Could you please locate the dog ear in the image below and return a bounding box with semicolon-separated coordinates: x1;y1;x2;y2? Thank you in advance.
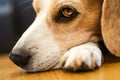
102;0;120;57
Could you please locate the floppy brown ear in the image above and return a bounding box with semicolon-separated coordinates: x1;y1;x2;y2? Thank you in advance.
102;0;120;57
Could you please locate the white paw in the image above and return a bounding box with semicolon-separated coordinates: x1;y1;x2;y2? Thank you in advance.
60;42;103;71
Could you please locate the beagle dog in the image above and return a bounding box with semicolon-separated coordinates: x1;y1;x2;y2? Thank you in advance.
9;0;120;72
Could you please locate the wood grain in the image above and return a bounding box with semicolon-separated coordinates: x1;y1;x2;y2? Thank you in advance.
0;54;120;80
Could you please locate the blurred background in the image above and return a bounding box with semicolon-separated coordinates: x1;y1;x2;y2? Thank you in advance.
0;0;35;53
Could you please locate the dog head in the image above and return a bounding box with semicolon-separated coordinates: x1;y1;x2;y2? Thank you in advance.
9;0;120;72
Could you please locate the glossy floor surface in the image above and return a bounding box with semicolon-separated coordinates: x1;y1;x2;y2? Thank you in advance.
0;53;120;80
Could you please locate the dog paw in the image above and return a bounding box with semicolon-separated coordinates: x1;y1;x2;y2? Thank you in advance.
60;42;103;71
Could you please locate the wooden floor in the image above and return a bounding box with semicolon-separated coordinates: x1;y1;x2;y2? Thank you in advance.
0;53;120;80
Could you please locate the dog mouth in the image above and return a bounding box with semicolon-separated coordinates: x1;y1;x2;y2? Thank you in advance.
20;52;62;72
23;59;60;73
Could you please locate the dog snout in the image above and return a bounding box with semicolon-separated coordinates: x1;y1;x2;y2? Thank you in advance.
9;52;31;68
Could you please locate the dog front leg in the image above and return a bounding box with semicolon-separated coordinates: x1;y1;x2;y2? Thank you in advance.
59;42;103;71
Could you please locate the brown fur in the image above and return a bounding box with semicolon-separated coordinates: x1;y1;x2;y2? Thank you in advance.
33;0;40;13
102;0;120;56
46;0;103;52
33;0;120;56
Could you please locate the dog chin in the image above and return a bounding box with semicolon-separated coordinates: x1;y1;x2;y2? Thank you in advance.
23;62;60;73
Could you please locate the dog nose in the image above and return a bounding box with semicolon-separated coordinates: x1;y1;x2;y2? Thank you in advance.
9;53;31;68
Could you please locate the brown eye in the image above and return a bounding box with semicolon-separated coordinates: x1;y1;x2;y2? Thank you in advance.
62;7;74;17
55;6;79;22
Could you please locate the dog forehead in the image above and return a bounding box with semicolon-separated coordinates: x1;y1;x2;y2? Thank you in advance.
39;0;52;9
39;0;81;7
57;0;80;3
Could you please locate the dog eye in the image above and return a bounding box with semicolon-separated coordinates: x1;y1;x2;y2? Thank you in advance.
62;7;74;17
55;6;79;22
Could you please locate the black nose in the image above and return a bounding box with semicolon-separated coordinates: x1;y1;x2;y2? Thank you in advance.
9;53;31;68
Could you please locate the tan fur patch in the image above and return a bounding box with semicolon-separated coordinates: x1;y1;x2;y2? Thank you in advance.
33;0;40;13
45;0;103;52
102;0;120;56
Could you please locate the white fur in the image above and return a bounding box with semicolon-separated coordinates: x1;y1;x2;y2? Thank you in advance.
60;42;103;71
12;0;62;72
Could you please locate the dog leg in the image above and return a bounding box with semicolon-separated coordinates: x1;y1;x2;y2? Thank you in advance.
60;42;103;71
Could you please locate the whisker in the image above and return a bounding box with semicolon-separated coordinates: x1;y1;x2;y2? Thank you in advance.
15;0;33;13
17;0;32;6
23;6;33;12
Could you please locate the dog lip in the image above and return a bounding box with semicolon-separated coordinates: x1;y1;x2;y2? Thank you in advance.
23;58;61;73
